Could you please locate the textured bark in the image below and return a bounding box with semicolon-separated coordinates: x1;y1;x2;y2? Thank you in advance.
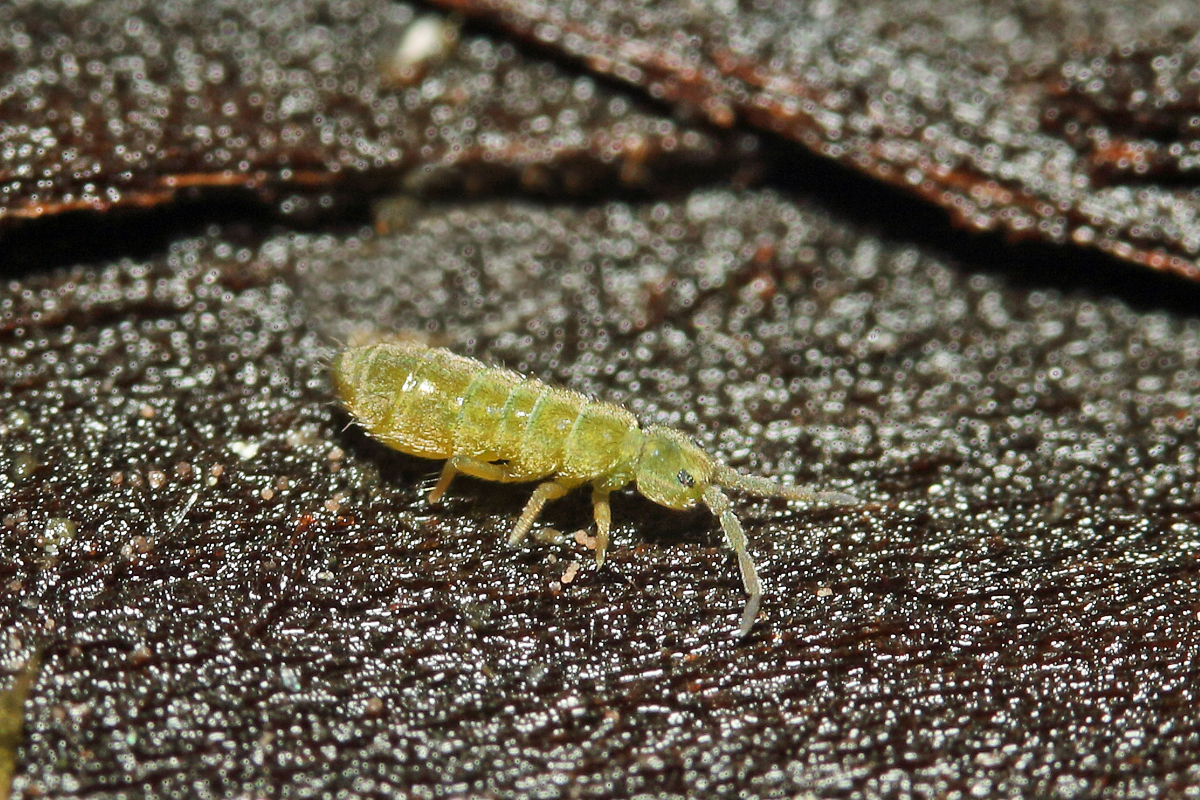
2;1;1199;798
3;191;1199;798
0;0;753;223
430;0;1200;281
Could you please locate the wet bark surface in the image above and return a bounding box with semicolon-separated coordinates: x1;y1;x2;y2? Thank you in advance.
430;0;1200;281
1;1;1200;799
0;0;753;223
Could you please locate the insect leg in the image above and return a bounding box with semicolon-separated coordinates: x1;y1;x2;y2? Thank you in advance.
428;456;514;504
508;481;572;546
702;485;762;638
428;462;458;504
591;488;611;567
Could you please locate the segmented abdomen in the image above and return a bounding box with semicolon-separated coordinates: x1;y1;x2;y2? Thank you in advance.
332;341;641;482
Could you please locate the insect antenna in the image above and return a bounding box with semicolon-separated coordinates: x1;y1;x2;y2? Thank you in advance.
712;465;858;507
701;485;762;638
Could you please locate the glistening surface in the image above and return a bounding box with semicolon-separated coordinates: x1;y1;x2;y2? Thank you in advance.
2;191;1199;797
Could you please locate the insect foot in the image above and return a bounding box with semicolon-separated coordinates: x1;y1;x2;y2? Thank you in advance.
332;340;859;639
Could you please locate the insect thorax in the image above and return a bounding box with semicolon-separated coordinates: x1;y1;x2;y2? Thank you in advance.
555;399;643;489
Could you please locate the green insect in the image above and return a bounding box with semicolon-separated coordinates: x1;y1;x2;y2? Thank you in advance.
332;340;857;636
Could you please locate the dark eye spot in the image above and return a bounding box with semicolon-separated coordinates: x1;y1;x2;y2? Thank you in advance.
677;470;695;487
